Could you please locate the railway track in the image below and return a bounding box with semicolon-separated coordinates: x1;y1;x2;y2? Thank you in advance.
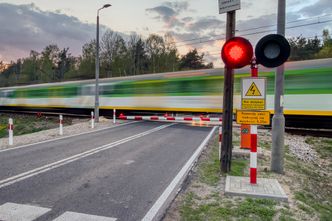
285;128;332;138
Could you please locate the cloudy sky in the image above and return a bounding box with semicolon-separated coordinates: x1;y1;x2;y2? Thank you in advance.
0;0;331;67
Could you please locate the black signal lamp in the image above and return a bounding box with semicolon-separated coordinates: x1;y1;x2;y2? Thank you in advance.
255;34;290;68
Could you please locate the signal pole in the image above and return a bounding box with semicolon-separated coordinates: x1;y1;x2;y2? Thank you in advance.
271;0;285;173
221;10;236;173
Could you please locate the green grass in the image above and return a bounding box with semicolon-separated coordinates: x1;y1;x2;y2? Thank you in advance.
198;136;249;185
305;136;332;159
295;191;332;220
279;209;296;221
229;159;247;176
198;138;220;186
180;195;277;221
176;129;332;221
0;113;74;139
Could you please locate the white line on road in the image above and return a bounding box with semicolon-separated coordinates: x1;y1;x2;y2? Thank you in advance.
0;121;138;153
0;123;175;189
142;126;217;221
0;202;51;221
53;211;117;221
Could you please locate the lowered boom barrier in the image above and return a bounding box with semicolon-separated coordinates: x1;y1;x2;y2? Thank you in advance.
118;114;222;123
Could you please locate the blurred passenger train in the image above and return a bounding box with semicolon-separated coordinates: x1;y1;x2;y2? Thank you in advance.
0;58;331;128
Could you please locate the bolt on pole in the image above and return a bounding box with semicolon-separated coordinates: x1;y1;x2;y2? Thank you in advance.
271;0;286;173
221;10;236;173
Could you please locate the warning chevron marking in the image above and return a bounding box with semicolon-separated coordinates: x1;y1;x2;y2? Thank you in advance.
245;82;262;96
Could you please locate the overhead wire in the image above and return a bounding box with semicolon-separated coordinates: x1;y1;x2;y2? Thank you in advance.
177;19;332;47
174;13;332;45
174;15;332;47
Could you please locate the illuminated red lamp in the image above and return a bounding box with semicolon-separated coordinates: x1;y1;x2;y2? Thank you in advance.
221;37;253;69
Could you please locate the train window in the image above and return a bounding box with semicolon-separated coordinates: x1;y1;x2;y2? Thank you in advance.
132;80;166;96
0;90;13;98
81;85;95;96
165;77;220;96
100;84;114;96
113;82;134;96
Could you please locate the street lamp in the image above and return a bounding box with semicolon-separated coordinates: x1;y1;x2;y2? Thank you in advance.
95;3;111;123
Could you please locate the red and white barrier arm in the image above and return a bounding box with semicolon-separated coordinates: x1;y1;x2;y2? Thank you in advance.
250;125;258;184
8;118;14;146
118;115;222;122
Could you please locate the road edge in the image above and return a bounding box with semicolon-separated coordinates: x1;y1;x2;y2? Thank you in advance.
142;126;217;221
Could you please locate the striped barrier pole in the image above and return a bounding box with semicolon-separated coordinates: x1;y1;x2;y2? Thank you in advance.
219;126;222;161
250;125;258;184
118;115;223;122
59;115;63;135
91;111;95;129
113;109;116;124
8;118;13;146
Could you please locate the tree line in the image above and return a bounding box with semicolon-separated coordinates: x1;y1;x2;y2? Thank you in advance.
0;32;213;87
1;29;331;88
288;29;332;61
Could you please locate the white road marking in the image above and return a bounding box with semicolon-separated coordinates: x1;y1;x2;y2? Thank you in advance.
0;202;51;221
123;160;135;165
0;121;138;153
0;123;175;189
53;211;117;221
142;126;217;221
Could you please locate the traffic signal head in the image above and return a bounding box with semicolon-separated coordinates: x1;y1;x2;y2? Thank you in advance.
255;34;290;68
221;37;253;69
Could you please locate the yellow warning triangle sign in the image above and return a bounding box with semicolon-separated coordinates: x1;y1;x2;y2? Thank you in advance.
245;82;262;96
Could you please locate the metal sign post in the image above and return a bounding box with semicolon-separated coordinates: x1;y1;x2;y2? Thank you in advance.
220;10;236;173
219;0;241;173
271;0;286;174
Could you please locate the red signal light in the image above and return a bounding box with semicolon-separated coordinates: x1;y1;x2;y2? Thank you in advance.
221;37;253;69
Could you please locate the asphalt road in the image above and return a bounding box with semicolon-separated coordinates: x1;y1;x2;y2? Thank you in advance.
0;121;214;221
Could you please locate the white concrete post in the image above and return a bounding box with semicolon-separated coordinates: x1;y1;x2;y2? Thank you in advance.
219;126;222;161
113;109;116;124
59;115;63;135
8;118;13;146
91;111;95;129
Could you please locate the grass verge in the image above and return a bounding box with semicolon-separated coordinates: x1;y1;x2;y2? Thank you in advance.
0;113;77;138
163;129;332;221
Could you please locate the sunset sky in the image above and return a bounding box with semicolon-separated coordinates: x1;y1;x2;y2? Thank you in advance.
0;0;331;67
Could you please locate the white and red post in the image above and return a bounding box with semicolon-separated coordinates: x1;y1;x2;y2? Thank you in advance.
250;125;258;184
8;118;14;145
91;111;95;129
249;58;258;184
219;126;222;161
113;109;116;124
59;115;63;135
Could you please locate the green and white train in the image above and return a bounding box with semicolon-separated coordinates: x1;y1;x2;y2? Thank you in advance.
1;58;331;128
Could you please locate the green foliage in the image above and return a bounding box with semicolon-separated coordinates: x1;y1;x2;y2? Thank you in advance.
180;49;213;70
0;31;214;87
289;29;332;61
289;36;321;61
